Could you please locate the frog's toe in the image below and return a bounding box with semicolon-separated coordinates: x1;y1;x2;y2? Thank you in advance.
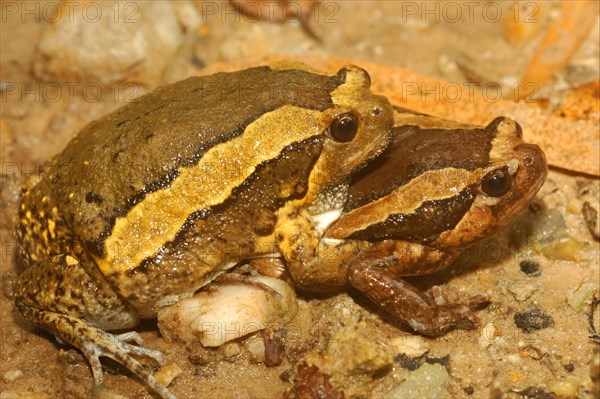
427;289;490;331
446;306;480;330
79;328;174;399
115;331;145;344
20;307;176;399
112;331;167;365
466;293;491;309
81;340;106;386
435;303;484;332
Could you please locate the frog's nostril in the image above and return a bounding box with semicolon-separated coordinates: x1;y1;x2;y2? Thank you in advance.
514;122;523;138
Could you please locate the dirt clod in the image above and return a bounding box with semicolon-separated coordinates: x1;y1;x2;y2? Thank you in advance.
283;362;344;399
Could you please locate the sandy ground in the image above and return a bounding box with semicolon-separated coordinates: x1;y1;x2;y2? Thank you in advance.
1;1;599;398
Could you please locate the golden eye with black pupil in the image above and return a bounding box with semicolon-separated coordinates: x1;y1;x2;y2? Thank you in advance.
330;112;359;142
481;167;511;197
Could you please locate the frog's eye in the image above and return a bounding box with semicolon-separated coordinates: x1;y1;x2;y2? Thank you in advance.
481;166;511;197
330;112;359;142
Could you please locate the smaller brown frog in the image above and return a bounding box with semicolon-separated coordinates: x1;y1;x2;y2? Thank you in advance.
322;111;547;334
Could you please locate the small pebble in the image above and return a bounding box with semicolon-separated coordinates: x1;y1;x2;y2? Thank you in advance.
514;208;596;262
563;363;575;372
385;363;449;399
463;385;475;395
262;329;286;367
2;271;17;299
282;362;343;399
223;342;242;359
93;386;128;399
389;335;427;357
304;326;393;378
514;307;555;332
507;280;539;302
394;353;421;371
542;235;594;262
519;260;541;276
0;392;51;399
550;376;581;398
566;280;598;313
245;336;266;363
1;369;23;383
154;363;182;387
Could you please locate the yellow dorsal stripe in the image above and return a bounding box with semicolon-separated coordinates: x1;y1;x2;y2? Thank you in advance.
332;168;478;236
98;105;323;274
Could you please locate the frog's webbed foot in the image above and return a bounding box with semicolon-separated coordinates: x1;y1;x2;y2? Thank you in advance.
427;287;491;333
20;307;176;399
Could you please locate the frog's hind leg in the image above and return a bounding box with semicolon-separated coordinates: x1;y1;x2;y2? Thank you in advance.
19;306;175;399
14;255;176;399
347;241;490;336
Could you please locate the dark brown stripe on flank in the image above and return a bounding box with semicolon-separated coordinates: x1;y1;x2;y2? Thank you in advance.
348;186;477;243
130;136;323;274
68;66;340;256
346;124;494;211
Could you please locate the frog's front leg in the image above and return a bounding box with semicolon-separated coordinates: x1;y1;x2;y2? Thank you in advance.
347;241;489;336
275;205;367;292
14;255;175;399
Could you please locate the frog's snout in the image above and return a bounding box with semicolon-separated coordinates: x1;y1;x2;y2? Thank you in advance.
514;142;548;198
372;94;394;132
